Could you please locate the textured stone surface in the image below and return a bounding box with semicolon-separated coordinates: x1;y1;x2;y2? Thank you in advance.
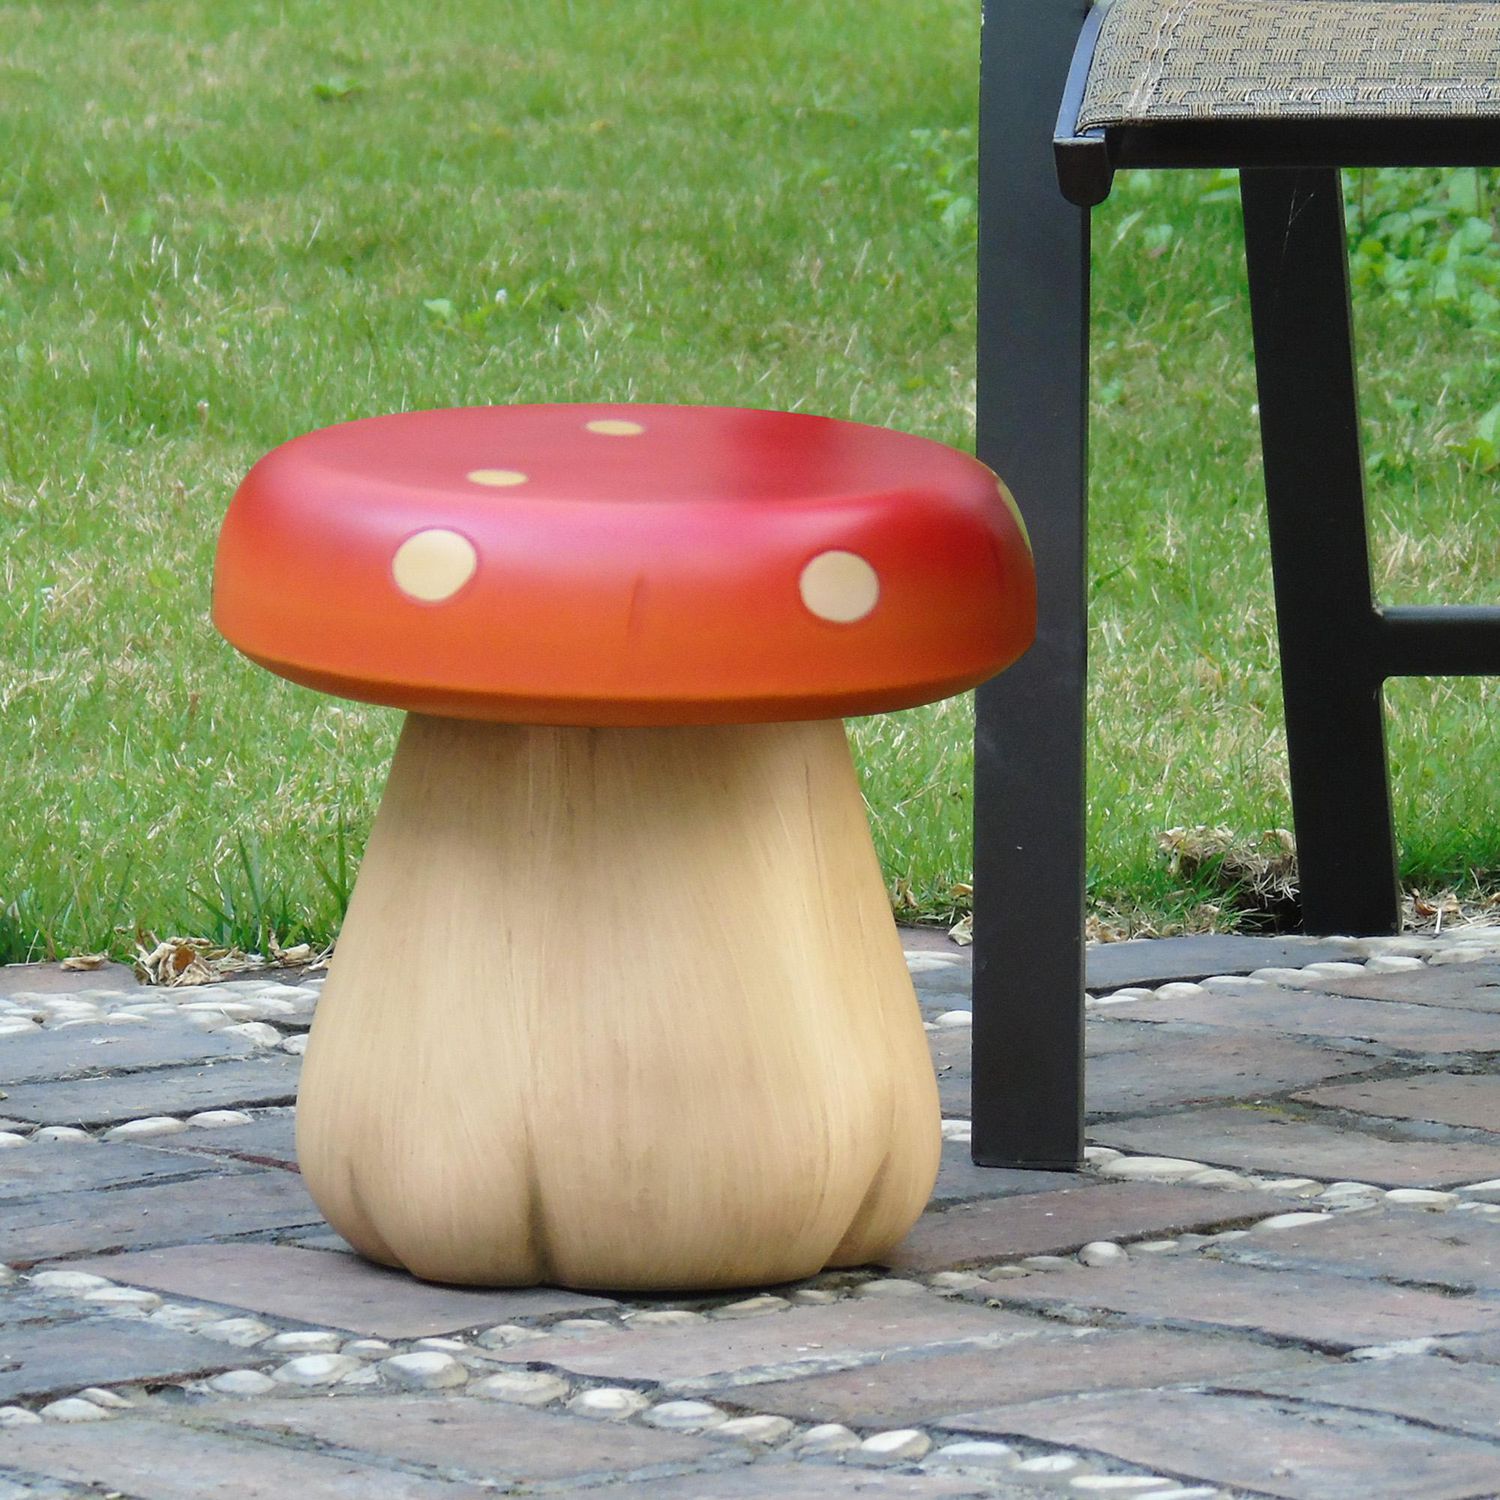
743;1325;1318;1426
933;1028;1156;1118
930;1030;975;1117
884;1183;1288;1272
1080;1019;1163;1058
1439;1328;1500;1365
715;1413;794;1444
0;1024;254;1085
980;1257;1500;1349
208;1369;278;1396
855;1428;933;1462
152;1111;298;1167
641;1397;726;1430
1224;1356;1500;1441
0;1058;301;1127
487;1296;1039;1392
929;1144;1080;1206
206;1396;738;1483
1301;960;1500;1010
103;1116;190;1142
35;1396;114;1422
944;1015;1315;1120
0;1291;72;1332
1082;934;1364;991
3;941;1500;1500
0;1316;231;1402
380;1351;469;1389
899;928;966;954
66;1243;614;1336
1093;1104;1500;1188
272;1352;361;1387
1101;987;1500;1053
0;962;140;997
589;1463;1022;1498
1295;1073;1500;1131
943;1388;1500;1500
0;1417;493;1499
908;960;972;1007
1208;1208;1500;1292
472;1369;569;1405
1087;1033;1375;1116
0;1140;246;1201
567;1385;650;1419
1;1170;322;1263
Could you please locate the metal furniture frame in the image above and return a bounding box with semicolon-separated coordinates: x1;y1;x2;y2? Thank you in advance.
972;0;1500;1169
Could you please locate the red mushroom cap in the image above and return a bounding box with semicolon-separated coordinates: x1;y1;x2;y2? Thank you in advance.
212;404;1034;726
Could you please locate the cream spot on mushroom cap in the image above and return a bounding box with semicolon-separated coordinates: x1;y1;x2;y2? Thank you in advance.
466;469;529;487
584;419;645;436
799;551;879;624
392;529;478;603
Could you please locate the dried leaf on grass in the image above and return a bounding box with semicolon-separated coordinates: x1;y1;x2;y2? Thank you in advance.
1158;825;1301;931
134;937;236;987
1409;889;1500;933
1159;828;1499;935
271;939;320;966
890;878;974;942
60;952;109;971
1085;915;1132;944
133;934;331;986
889;878;923;913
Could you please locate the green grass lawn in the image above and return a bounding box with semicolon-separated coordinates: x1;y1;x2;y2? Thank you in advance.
2;0;1496;961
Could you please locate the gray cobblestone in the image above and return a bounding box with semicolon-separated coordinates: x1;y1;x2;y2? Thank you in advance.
2;938;1498;1496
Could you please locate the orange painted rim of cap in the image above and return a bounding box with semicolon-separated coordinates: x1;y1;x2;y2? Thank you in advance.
213;404;1035;726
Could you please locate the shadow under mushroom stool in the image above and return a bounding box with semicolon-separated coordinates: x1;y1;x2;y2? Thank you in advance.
213;403;1035;1291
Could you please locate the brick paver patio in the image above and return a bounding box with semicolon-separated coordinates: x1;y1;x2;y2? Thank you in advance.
2;927;1499;1499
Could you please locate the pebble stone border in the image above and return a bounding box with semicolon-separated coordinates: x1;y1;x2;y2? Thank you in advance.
4;930;1500;1496
0;1263;1221;1498
2;927;1498;1151
4;1161;1495;1499
0;978;319;1149
926;929;1500;1153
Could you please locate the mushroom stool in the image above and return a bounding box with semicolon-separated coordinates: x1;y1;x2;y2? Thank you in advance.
213;403;1034;1291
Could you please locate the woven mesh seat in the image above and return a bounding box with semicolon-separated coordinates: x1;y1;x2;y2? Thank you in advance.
1079;0;1500;130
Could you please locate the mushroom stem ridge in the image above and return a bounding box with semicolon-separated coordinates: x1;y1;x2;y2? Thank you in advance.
296;712;941;1290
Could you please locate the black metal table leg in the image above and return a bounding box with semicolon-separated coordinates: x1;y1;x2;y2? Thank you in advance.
1239;167;1401;936
972;0;1092;1168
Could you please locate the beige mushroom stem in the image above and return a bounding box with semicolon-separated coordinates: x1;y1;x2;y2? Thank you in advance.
296;712;941;1290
